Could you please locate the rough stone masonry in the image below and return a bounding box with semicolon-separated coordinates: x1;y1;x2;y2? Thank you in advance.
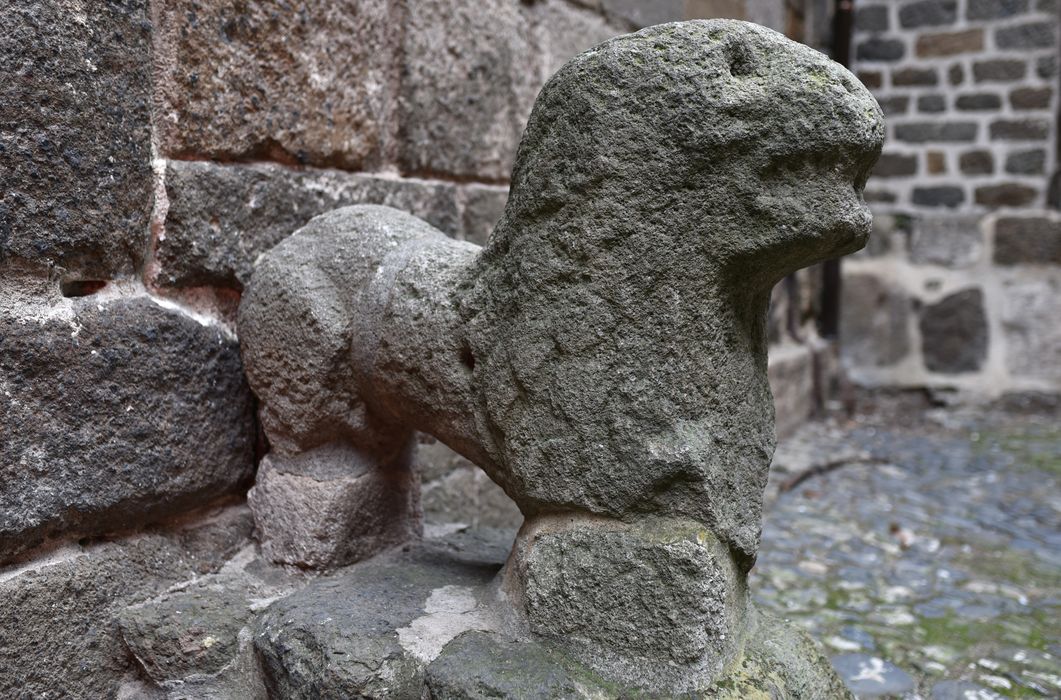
239;19;883;696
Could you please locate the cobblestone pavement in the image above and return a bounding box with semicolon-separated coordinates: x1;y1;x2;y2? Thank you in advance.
754;394;1061;699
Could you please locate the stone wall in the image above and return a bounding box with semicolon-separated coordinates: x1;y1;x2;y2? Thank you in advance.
844;0;1061;394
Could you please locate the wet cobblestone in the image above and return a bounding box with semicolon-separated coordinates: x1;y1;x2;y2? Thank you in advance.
755;398;1060;699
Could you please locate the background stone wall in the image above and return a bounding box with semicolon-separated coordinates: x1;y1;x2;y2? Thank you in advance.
843;0;1061;394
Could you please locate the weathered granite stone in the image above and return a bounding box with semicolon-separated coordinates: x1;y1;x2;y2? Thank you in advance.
534;0;621;79
254;531;511;698
157;160;460;290
248;447;422;568
1;285;255;562
399;0;539;180
153;0;398;168
117;547;300;698
920;289;989;373
508;516;746;692
240;20;881;695
425;631;614;699
841;274;911;367
0;506;253;699
457;184;510;247
1000;276;1061;380
0;0;152;278
419;439;522;530
910;215;984;268
994;216;1061;265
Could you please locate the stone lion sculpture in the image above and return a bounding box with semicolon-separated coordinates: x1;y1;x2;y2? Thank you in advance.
239;19;882;695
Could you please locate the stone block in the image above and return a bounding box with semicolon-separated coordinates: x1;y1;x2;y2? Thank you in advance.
893;67;939;86
840;273;911;368
858;71;883;88
856;5;889;31
864;189;899;203
990;119;1050;141
877;96;911;116
1;293;255;563
926;151;946;173
533;0;620;79
918;95;947;112
0;506;253;699
153;0;398;169
254;532;511;698
1005;149;1046;174
1010;87;1052;110
994;217;1061;265
915;28;984;56
872;153;918;177
996;21;1057;49
967;0;1029;19
857;38;904;61
975;183;1038;207
601;0;685;27
910;215;984;268
973;59;1026;83
510;516;746;693
948;63;965;85
399;0;539;181
248;447;422;569
1037;55;1058;79
955;93;1002;110
959;150;995;175
418;438;521;530
156;160;460;290
1001;276;1061;380
913;186;966;207
0;0;152;278
920;288;989;373
457;184;509;247
895;122;977;142
899;0;957;27
768;343;817;439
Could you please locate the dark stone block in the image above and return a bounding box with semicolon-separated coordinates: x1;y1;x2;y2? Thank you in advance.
858;71;883;88
399;0;540;180
915;28;983;56
0;295;256;562
0;0;153;278
1038;55;1058;79
1010;87;1052;110
920;289;988;374
973;59;1026;82
894;122;978;142
0;507;253;699
1005;149;1046;174
975;183;1038;207
994;217;1061;265
959;150;994;175
873;153;918;178
864;189;899;203
996;21;1057;50
878;96;911;115
856;5;890;31
899;0;957;27
156;161;460;290
913;186;966;208
154;0;398;171
893;67;939;85
857;38;905;61
955;93;1002;110
840;274;910;367
918;94;947;112
926;151;946;173
967;0;1029;18
948;63;964;85
989;119;1050;141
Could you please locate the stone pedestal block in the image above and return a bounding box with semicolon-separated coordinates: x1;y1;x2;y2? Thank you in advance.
248;447;421;569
